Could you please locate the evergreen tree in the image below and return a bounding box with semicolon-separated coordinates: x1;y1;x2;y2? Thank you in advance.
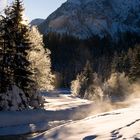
4;0;35;97
129;45;140;81
0;13;14;93
0;14;29;110
71;61;93;98
71;60;103;101
79;61;93;98
0;0;47;110
0;16;5;93
104;73;131;102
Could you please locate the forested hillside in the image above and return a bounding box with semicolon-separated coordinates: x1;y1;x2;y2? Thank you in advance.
43;32;140;88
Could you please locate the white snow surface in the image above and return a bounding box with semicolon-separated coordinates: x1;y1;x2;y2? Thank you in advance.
0;90;92;136
30;98;140;140
0;90;140;140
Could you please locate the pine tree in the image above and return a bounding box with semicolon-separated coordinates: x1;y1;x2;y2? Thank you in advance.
71;60;103;101
71;61;93;98
0;16;6;93
79;61;93;98
129;45;140;81
0;0;46;110
0;13;14;93
104;72;131;102
0;11;30;110
4;0;35;97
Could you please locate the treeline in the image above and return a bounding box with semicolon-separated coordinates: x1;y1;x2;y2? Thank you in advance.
71;34;140;102
0;0;54;111
43;31;140;87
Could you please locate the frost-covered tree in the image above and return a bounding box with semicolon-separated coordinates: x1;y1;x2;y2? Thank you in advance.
28;26;55;91
103;73;131;102
71;61;93;98
71;61;103;100
83;73;103;101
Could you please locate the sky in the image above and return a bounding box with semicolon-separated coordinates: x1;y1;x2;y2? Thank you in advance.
0;0;67;21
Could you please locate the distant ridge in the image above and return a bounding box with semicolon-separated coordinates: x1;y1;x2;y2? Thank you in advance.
38;0;140;39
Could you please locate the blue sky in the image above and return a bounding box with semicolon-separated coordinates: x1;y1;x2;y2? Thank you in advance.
8;0;67;21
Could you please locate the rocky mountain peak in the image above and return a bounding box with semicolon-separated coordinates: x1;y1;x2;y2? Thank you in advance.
38;0;140;39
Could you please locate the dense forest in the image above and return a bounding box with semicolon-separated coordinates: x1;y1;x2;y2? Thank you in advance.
41;31;140;102
43;31;140;88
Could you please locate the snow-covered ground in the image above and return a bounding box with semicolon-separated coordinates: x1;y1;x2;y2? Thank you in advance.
32;98;140;140
0;90;92;136
0;89;140;140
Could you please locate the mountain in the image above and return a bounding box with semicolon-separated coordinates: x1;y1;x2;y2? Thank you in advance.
30;18;44;26
37;0;140;88
39;0;140;39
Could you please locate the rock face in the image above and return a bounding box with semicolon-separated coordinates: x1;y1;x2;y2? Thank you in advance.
38;0;140;39
30;18;44;26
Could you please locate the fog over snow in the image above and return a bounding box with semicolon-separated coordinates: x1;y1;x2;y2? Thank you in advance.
0;88;140;140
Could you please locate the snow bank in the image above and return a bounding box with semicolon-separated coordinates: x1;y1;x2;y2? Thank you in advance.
1;90;140;139
0;85;28;111
0;91;92;136
31;98;140;140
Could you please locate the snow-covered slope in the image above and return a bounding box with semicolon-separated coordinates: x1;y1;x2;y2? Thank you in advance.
30;18;44;26
0;90;92;136
39;0;140;39
30;98;140;140
0;90;140;140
